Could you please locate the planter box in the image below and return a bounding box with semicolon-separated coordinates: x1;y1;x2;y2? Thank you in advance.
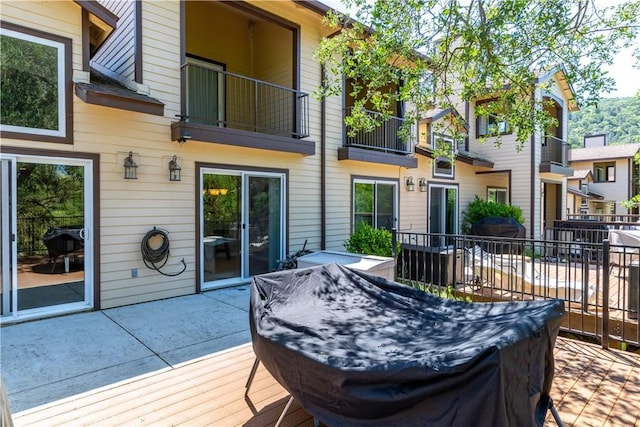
297;250;395;281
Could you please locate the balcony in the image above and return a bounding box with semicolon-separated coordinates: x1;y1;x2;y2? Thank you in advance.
540;135;572;176
338;108;417;168
172;64;313;155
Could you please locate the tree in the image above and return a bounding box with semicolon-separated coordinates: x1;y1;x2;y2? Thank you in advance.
316;0;640;152
568;97;640;146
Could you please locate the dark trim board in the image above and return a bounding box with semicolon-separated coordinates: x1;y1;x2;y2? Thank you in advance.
75;83;164;116
338;146;417;168
171;121;315;156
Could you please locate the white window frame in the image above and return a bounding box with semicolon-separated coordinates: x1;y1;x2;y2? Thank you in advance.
0;27;66;138
352;178;398;231
432;133;455;178
487;187;508;204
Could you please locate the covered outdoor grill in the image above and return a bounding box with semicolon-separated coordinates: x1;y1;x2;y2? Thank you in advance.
250;263;565;426
43;226;84;272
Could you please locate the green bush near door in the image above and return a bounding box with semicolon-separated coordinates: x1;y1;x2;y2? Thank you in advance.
344;222;398;258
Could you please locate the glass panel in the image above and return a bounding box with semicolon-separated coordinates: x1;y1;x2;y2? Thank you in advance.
187;60;224;126
248;176;282;276
607;166;615;182
354;182;374;229
1;159;12;316
445;188;457;236
202;173;242;282
376;183;395;230
429;186;442;246
15;162;85;310
0;32;61;133
429;186;457;246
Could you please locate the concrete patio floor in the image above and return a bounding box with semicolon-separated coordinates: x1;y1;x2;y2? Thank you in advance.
0;285;251;415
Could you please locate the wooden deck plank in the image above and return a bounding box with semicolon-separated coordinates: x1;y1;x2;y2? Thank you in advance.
11;339;640;427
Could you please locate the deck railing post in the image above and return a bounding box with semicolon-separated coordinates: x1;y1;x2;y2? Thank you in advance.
392;228;397;281
582;246;590;313
602;239;610;349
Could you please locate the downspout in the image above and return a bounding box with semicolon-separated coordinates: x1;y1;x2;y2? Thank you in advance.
321;65;327;250
530;129;536;239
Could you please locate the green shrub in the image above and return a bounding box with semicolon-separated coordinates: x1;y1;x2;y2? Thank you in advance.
344;222;397;257
461;196;524;234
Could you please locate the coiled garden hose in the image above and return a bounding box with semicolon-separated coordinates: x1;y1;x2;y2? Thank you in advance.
141;227;186;277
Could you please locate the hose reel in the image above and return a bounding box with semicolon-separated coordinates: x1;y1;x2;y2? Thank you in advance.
141;227;186;277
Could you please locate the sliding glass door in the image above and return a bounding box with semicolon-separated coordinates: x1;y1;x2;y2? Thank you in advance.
429;184;458;247
1;155;93;322
201;169;285;288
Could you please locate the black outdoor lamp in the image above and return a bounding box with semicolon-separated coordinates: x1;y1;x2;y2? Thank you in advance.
123;151;138;179
168;155;181;182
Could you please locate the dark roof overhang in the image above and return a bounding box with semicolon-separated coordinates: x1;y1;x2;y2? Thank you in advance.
75;70;164;116
415;146;494;168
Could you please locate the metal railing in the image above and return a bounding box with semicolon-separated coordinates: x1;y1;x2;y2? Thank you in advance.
344;108;412;154
17;216;84;256
184;63;309;139
567;214;640;223
542;136;569;166
393;230;640;350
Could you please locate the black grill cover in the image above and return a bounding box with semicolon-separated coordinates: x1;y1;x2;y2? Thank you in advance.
471;216;526;239
250;263;565;427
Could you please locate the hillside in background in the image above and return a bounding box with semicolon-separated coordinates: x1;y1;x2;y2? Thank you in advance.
568;97;640;147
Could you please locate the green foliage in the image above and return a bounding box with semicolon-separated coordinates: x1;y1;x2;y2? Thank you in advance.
17;163;84;220
398;279;472;302
1;34;59;130
344;222;397;257
461;196;524;234
316;0;640;150
568;97;640;147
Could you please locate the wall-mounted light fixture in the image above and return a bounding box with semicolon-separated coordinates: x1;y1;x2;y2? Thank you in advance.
168;155;181;182
123;151;138;179
405;176;415;191
419;177;427;192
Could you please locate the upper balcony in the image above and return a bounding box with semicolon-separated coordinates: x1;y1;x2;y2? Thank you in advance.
540;136;572;176
338;101;418;168
171;1;314;155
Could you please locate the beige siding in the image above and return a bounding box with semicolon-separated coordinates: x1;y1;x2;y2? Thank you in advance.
571;159;633;211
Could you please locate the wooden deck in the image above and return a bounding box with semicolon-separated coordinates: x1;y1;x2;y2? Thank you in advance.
11;338;640;427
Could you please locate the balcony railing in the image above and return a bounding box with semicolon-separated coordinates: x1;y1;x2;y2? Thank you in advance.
344;108;412;155
393;230;640;350
566;214;640;223
184;63;309;139
542;136;569;166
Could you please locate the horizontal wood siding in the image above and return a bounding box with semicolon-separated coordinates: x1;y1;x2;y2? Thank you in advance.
571;159;632;206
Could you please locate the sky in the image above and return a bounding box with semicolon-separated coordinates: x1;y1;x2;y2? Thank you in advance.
604;47;640;98
320;0;640;98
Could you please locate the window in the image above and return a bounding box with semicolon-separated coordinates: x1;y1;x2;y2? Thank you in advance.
0;22;71;142
487;187;508;204
594;163;615;182
476;100;510;137
432;133;455;178
353;179;398;231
